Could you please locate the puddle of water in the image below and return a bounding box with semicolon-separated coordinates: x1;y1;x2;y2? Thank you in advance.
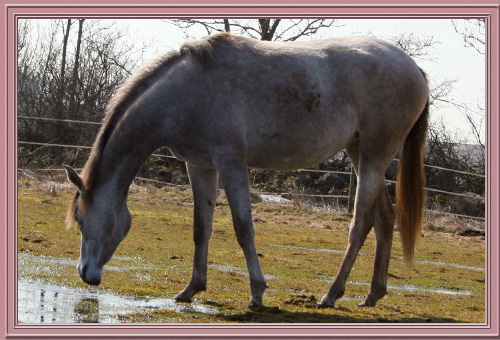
314;278;473;296
18;253;79;277
209;263;277;280
17;253;218;323
413;260;484;271
348;280;474;296
18;278;218;323
270;243;484;271
17;249;478;324
17;253;150;277
270;243;352;255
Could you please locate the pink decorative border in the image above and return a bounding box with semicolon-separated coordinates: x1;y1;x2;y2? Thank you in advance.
2;1;498;339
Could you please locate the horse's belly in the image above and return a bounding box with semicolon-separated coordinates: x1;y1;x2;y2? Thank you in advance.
245;96;358;170
246;135;350;171
247;155;337;171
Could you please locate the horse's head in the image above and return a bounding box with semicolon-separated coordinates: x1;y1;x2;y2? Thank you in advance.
64;166;131;286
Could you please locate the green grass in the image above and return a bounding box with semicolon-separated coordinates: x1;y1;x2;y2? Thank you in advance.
17;179;486;323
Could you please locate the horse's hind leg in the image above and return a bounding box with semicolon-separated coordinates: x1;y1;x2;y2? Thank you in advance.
175;163;218;302
318;141;387;308
359;185;395;307
216;156;267;308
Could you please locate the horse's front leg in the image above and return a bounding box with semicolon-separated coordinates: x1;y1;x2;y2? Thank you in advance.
175;163;218;302
216;157;267;308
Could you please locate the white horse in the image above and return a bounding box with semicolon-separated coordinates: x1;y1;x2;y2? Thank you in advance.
65;33;429;308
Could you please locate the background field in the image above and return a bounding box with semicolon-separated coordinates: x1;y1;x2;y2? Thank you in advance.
17;175;485;323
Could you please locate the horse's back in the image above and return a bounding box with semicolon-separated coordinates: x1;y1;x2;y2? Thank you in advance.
162;34;428;170
188;35;427;170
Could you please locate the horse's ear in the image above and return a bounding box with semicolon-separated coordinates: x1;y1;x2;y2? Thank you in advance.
64;165;84;193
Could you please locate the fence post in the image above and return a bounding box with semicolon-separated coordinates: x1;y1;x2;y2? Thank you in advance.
347;165;356;213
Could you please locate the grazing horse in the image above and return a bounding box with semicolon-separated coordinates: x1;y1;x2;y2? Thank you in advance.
65;33;429;308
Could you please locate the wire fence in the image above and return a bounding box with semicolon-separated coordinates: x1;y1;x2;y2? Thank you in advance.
18;115;486;221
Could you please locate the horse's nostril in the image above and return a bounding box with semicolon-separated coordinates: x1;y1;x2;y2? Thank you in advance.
78;263;102;286
78;263;87;281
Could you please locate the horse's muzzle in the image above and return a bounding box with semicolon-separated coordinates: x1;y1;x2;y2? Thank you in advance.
78;263;102;286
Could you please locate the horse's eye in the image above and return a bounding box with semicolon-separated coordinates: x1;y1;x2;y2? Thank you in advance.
74;208;83;229
72;191;82;228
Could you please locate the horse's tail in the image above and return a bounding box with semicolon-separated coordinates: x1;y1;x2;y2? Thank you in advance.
396;93;429;266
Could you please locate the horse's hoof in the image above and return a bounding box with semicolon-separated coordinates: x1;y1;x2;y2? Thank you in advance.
248;302;262;309
248;282;267;309
359;293;384;307
248;300;263;309
316;302;335;309
359;299;378;307
174;293;192;303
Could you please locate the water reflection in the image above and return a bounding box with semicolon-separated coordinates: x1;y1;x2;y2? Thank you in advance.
74;298;99;323
28;288;60;323
18;278;218;323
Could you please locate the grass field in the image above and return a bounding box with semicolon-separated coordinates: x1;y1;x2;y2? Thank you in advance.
17;176;486;323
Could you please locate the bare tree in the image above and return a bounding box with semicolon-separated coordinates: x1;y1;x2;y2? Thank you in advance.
452;18;486;146
18;19;148;167
391;32;437;59
167;19;341;41
70;19;85;112
453;19;485;55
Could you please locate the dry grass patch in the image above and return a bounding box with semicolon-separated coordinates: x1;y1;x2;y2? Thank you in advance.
17;177;485;323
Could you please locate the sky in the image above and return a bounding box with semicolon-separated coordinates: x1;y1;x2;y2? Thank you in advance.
119;18;486;144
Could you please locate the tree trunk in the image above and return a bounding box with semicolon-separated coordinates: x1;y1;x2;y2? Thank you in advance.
60;19;71;92
56;19;72;139
70;19;84;114
224;19;230;33
57;19;72;117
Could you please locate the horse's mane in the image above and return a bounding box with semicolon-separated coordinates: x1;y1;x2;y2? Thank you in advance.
180;32;236;68
77;50;182;207
73;32;235;212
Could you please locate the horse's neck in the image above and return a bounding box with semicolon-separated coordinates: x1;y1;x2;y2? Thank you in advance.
98;119;163;197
